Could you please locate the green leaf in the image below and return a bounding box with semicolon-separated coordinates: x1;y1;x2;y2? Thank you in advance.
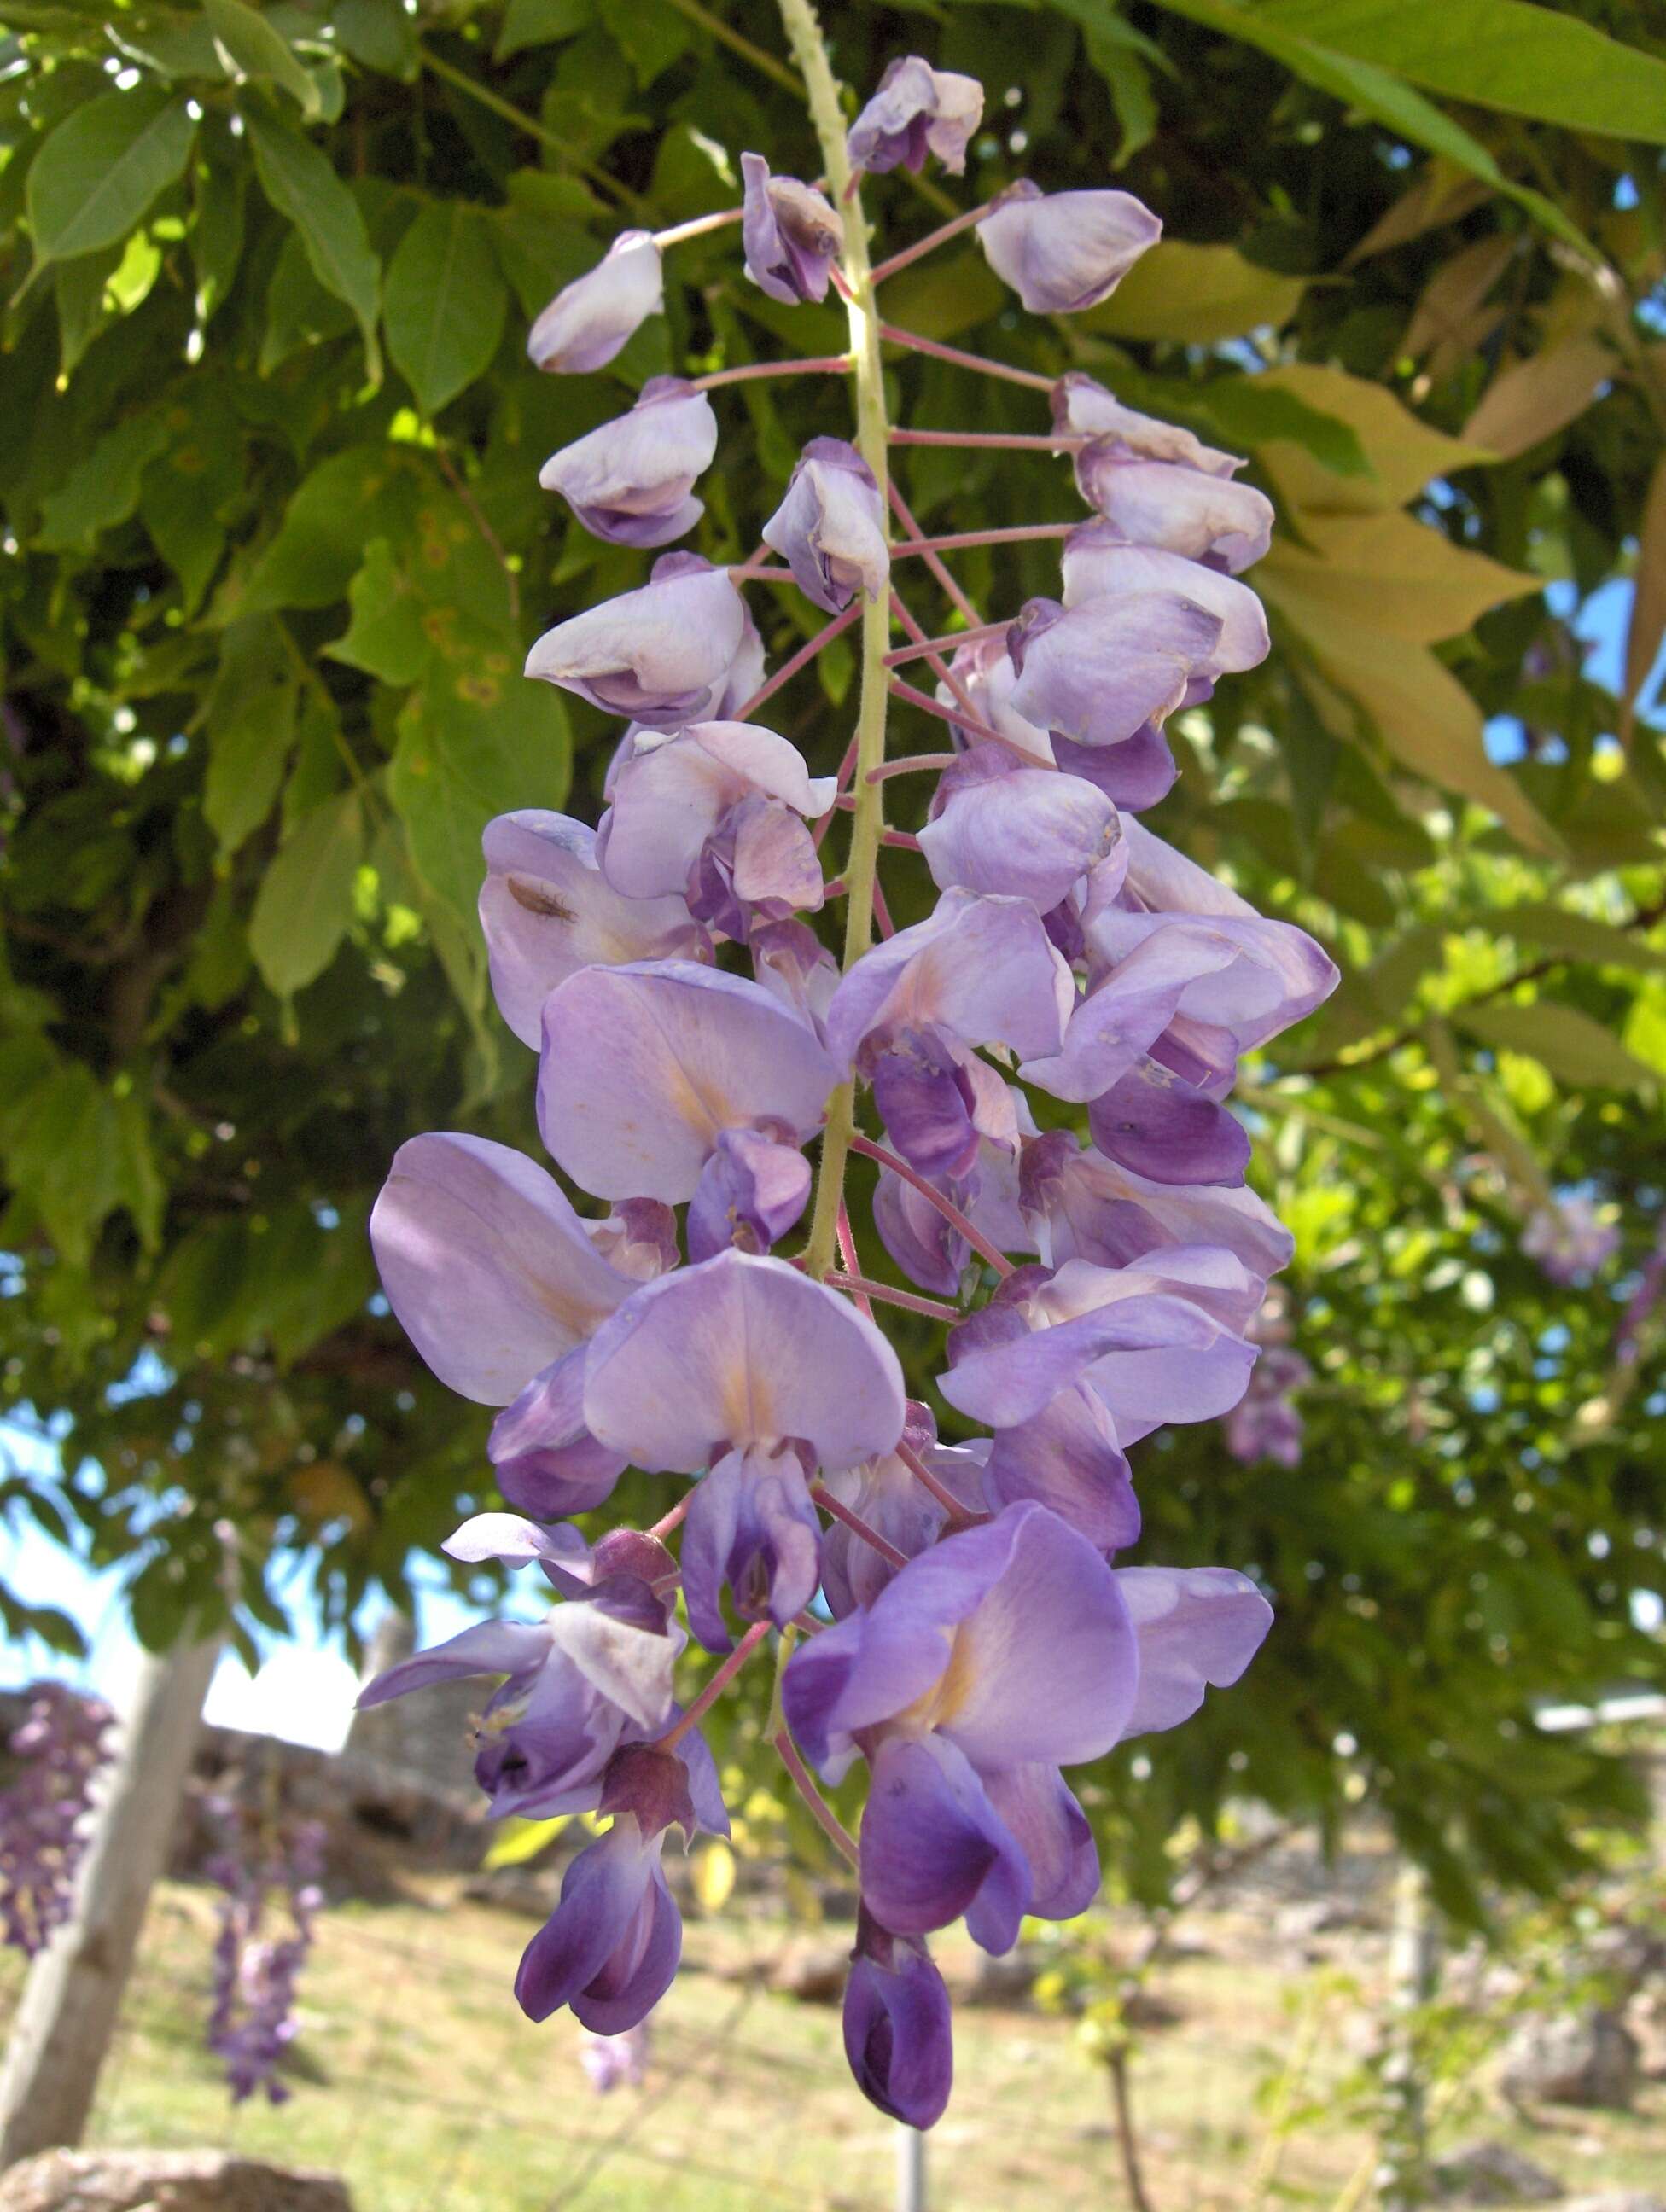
1081;241;1307;343
1141;0;1598;258
38;408;172;551
389;649;570;929
496;0;594;60
329;539;430;685
52;246;122;376
1453;1001;1658;1093
201;0;323;117
245;109;382;381
384;199;510;417
1500;905;1666;976
260;224;357;373
191;129;247;324
26;85;196;267
248;789;366;996
238;445;421;614
1254;0;1666;144
1191;379;1372;480
883;251;1005;344
332;0;420;79
202;618;299;853
595;0;692;84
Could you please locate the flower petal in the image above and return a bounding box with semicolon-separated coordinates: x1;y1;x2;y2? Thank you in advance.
763;439;889;614
1061;528;1270;676
357;1620;550;1708
527;234;662;374
861;1734;1030;1953
1007;592;1222;749
1074;451;1273;573
977;183;1161;313
919;757;1120;908
843;1929;954;2129
1116;1566;1273;1738
982;1765;1099;1919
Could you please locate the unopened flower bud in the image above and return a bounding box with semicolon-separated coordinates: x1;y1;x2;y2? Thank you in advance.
977;182;1160;313
527;233;663;374
847;55;983;176
539;378;718;548
742;154;843;304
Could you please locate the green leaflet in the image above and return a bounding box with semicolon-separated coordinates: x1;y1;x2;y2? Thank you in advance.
26;85;196;267
245;108;382;381
384;199;510;417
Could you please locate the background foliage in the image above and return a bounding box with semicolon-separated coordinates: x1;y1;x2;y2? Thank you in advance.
2;0;1664;1920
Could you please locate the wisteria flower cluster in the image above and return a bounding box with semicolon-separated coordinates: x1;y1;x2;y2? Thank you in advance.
0;1680;112;1957
203;1790;326;2104
361;15;1336;2129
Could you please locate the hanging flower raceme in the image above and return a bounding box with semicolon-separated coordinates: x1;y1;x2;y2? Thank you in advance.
1523;1195;1621;1284
0;1683;113;1958
360;30;1339;2135
203;1793;326;2104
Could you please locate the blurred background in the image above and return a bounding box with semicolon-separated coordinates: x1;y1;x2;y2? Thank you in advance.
1;0;1664;2203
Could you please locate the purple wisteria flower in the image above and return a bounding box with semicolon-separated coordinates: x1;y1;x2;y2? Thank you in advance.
598;719;835;929
535;961;838;1256
847;55;983;176
1522;1196;1620;1284
741;154;843;303
479;811;709;1049
0;1684;112;1958
1006;591;1222;749
583;1250;906;1648
763;439;889;614
528;233;663;374
1052;372;1242;476
526;554;749;727
844;1911;954;2129
1223;1343;1311;1467
1020;1126;1295;1279
784;1504;1138;1952
1062;527;1272;675
204;1796;325;2104
539;379;718;548
977;183;1161;312
918;748;1121;909
1073;448;1274;573
580;2021;652;2092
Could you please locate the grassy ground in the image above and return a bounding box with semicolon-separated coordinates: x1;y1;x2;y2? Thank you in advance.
3;1863;1663;2210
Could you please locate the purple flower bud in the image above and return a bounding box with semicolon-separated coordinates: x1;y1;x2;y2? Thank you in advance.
741;153;844;303
843;1913;953;2129
763;439;889;614
527;233;663;374
516;1818;684;2033
1073;446;1273;573
976;181;1161;313
539;378;718;548
1052;373;1242;477
1088;1059;1253;1188
847;56;983;177
1062;527;1270;677
686;1126;813;1261
480;812;710;1051
526;554;749;727
919;751;1121;910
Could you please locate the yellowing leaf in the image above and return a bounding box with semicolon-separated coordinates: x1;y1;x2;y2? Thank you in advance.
1463;335;1613;460
483;1814;576;1870
1263;513;1538;645
1402;233;1514;372
1453;1002;1658;1093
691;1839;737;1912
1080;241;1305;343
1254;361;1490;514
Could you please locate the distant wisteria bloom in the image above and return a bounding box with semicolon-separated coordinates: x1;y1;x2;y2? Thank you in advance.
847;55;982;175
1523;1195;1621;1284
0;1683;112;1959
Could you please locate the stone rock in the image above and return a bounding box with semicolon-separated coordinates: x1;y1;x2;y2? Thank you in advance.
0;2150;353;2212
961;1949;1039;2008
768;1942;850;2004
1430;2139;1564;2204
1500;2008;1640;2110
1559;2196;1666;2212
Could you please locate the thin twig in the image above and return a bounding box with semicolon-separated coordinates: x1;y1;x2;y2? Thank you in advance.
732;602;862;720
773;1728;860;1867
847;1133;1013;1275
877;320;1057;392
826;1269;958;1322
655;1621;771;1752
692;354;851;392
887;481;982;625
869;201;994;283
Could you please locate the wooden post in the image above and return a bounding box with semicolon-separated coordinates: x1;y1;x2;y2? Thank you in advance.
1374;1859;1441;2211
0;1636;222;2167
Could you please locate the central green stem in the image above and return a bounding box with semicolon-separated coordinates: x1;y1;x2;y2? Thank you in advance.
778;0;893;1283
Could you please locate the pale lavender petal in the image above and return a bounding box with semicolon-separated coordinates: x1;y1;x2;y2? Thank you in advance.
873;1168;966;1297
1020;928;1246;1103
1007;592;1222;749
847;55;983;176
543;1602;682;1734
1022;1128;1294;1278
977;182;1160;313
526;555;746;727
586;1200;681;1284
539;378;717;548
844;1924;953;2129
370;1134;631;1405
919;756;1120;908
358;1620;550;1708
537;962;838;1202
859;1733;1030;1953
601;719;834;901
490;1347;629;1520
1051;726;1176;813
750;917;841;1033
527;234;662;374
686;1128;811;1261
480;812;708;1051
1088;1061;1252;1187
982;1765;1099;1920
741;153;843;303
679;1443;820;1650
443;1513;592;1579
1061;530;1270;677
825;888;1075;1069
1073;450;1273;573
1051;374;1242;476
1116;1566;1273;1738
763;439;888;614
1086;911;1337;1068
730;799;826;912
584;1249;906;1472
982;1384;1139;1552
872;1031;981;1181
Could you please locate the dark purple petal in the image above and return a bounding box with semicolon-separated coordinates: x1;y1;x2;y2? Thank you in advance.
871;1032;982;1182
480;812;709;1051
687;1128;812;1261
573;1858;683;2036
982;1766;1098;1920
679;1443;821;1651
741;153;843;303
847;55;983;176
537;960;837;1203
489;1347;629;1519
1087;1062;1253;1187
1116;1566;1273;1738
976;182;1161;312
515;1823;654;2020
860;1734;1030;1953
763;439;888;614
585;1249;906;1476
843;1921;954;2129
527;233;662;374
356;1621;550;1709
1022;1127;1293;1278
872;1167;967;1298
539;378;718;549
370;1134;632;1406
